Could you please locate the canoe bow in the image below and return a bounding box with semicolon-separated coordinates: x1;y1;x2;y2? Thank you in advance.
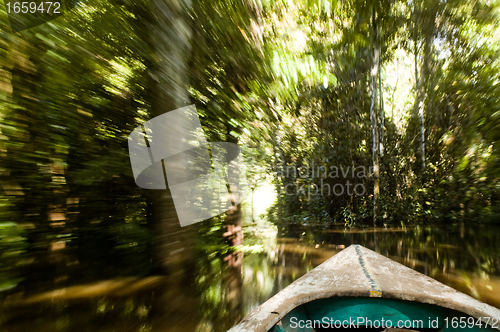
228;244;500;332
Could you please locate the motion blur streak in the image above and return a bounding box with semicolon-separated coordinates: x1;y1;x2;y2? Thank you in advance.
1;0;500;331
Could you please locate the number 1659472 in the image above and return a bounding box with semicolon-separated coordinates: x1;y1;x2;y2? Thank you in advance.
6;2;61;14
444;316;498;329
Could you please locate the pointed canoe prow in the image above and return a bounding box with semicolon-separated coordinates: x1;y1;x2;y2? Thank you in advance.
229;244;500;332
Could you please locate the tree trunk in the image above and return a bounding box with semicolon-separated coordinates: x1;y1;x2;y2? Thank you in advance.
147;0;196;277
377;21;384;222
413;45;426;172
272;125;284;223
412;3;433;174
378;32;384;158
370;7;380;227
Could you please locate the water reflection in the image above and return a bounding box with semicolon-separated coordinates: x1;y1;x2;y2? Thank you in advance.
1;224;500;331
278;223;500;309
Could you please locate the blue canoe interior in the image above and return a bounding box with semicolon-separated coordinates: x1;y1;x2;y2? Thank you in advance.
270;297;498;331
229;245;500;332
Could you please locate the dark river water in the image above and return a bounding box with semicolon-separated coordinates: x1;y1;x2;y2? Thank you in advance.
1;223;500;332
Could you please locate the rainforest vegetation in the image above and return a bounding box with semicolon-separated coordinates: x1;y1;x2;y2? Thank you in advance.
1;0;500;330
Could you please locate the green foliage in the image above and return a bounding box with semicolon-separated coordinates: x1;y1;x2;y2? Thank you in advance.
260;0;500;228
0;0;499;309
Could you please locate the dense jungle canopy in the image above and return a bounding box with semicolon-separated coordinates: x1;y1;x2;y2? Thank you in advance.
1;0;500;330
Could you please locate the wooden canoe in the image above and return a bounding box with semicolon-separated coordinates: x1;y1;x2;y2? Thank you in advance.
229;244;500;332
